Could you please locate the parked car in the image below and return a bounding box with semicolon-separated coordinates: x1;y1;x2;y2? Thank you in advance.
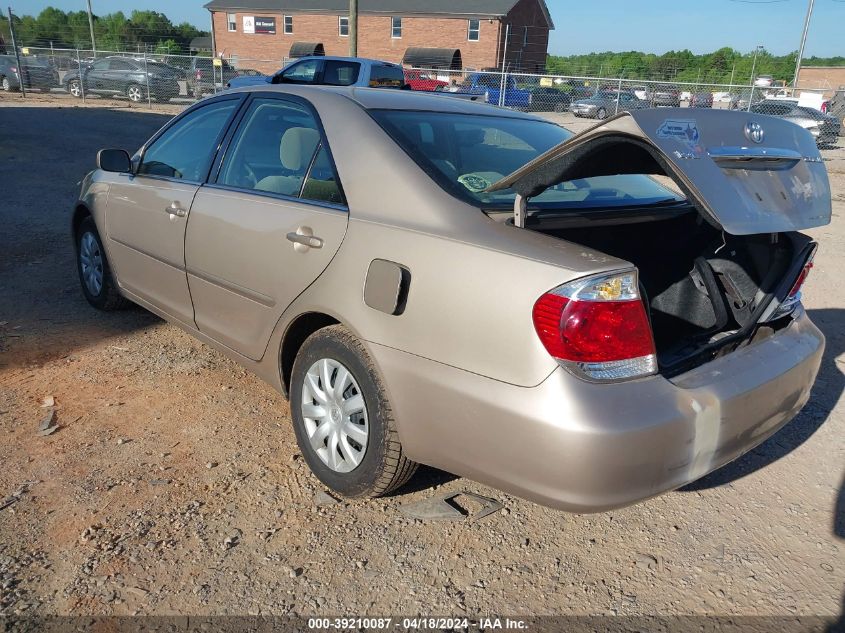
650;85;681;107
73;90;830;511
403;69;448;92
189;56;241;97
689;92;714;108
227;57;406;90
750;101;841;146
527;86;572;112
0;54;59;91
62;56;181;103
570;90;649;119
447;72;532;109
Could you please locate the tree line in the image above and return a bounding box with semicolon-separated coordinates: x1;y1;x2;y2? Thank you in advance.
546;47;843;84
0;7;208;55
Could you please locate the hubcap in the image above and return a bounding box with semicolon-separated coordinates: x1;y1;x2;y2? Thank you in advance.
79;231;104;296
2;78;9;90
70;81;80;96
128;86;142;101
300;358;368;473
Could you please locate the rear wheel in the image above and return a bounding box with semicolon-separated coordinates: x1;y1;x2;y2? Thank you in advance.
1;76;12;92
76;217;128;311
126;83;144;103
290;325;418;498
68;79;82;98
596;107;608;120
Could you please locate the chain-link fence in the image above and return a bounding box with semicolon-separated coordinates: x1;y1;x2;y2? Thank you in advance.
1;45;840;144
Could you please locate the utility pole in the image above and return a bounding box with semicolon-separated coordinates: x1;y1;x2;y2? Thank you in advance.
349;0;358;57
792;0;815;90
7;7;25;97
86;0;96;55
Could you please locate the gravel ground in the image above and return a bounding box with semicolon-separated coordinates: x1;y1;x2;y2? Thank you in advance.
0;95;843;623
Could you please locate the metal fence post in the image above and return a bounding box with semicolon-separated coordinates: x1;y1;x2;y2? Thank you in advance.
76;47;86;104
143;50;152;108
747;85;754;112
615;74;623;115
7;7;26;98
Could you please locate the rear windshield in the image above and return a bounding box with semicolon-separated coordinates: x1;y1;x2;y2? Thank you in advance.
369;110;683;210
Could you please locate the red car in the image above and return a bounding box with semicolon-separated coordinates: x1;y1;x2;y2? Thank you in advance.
404;69;448;92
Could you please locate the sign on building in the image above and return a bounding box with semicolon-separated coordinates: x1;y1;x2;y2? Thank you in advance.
255;17;276;34
243;15;276;35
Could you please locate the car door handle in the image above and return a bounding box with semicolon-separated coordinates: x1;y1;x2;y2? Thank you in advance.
165;202;187;218
287;231;323;249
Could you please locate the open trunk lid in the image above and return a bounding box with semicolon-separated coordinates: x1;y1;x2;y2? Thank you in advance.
489;108;831;235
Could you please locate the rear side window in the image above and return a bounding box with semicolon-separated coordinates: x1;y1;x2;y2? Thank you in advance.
369;65;404;88
217;97;323;199
322;60;360;86
138;99;237;181
301;146;344;204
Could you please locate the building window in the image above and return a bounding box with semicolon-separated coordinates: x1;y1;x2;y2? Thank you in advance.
339;16;349;37
391;16;402;39
468;18;479;41
284;15;293;34
227;13;236;32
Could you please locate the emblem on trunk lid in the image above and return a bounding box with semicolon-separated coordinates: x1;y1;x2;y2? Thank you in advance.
744;121;765;144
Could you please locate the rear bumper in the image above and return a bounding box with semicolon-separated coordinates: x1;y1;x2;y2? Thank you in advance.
371;310;824;512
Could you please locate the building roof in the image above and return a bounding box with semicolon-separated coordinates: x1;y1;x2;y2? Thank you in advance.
203;0;553;26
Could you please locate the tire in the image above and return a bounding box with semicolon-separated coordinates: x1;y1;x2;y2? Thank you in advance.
290;325;418;498
596;107;608;120
68;79;82;98
554;102;568;113
126;83;144;103
75;216;128;311
1;76;12;92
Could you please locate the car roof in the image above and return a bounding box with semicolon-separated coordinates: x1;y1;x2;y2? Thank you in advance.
295;55;401;67
229;84;541;119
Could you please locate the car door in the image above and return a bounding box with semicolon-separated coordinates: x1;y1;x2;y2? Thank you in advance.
105;95;243;326
105;58;136;94
185;94;348;360
85;59;112;93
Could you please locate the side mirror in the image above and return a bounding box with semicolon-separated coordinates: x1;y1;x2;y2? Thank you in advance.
97;148;132;173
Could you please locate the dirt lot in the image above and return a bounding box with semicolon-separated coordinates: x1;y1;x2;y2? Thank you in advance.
0;95;843;624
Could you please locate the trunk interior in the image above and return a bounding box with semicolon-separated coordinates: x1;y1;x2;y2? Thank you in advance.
525;207;810;375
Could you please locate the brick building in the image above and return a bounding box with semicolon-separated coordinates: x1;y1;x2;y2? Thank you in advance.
203;0;553;73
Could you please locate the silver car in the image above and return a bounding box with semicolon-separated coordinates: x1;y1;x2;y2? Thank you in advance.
73;86;829;511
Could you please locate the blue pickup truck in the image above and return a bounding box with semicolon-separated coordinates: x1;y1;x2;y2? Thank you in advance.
443;72;532;110
227;56;408;89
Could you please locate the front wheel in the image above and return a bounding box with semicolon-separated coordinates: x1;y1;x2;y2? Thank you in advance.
1;76;12;92
596;107;608;120
554;102;568;113
290;325;418;498
68;79;82;98
76;217;128;311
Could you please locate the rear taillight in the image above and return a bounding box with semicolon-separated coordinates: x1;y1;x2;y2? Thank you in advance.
771;255;814;320
533;270;657;381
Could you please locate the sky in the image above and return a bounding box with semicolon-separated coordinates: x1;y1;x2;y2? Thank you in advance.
16;0;844;58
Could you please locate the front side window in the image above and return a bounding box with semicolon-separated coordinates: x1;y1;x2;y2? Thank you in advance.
218;98;322;198
468;19;480;41
339;16;349;36
227;13;236;31
370;110;683;211
284;15;293;34
391;16;402;38
279;59;320;84
138;99;237;181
